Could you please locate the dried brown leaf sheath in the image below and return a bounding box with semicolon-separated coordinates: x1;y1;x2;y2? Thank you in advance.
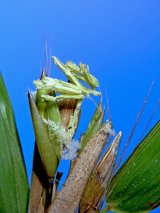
49;121;112;213
58;99;78;130
80;132;122;213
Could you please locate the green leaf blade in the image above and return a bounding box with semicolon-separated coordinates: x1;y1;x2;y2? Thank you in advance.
106;121;160;213
0;74;29;213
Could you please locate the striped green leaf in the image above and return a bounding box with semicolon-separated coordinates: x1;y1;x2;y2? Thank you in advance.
105;121;160;213
0;74;29;213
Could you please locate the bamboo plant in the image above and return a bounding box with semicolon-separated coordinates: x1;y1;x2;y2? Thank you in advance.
0;56;160;213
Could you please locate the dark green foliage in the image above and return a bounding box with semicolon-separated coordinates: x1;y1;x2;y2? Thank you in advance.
0;74;28;213
106;121;160;213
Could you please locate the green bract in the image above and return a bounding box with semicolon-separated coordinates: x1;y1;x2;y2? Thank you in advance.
79;100;104;153
28;92;58;180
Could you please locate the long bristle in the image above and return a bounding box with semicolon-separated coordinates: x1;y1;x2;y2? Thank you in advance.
115;79;155;171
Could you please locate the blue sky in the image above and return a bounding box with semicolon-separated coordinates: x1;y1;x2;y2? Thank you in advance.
0;1;160;212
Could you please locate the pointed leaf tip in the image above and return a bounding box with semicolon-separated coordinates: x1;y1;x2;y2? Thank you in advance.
40;68;47;79
80;100;104;153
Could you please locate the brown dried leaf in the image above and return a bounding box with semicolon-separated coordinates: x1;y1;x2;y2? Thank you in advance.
48;121;112;213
